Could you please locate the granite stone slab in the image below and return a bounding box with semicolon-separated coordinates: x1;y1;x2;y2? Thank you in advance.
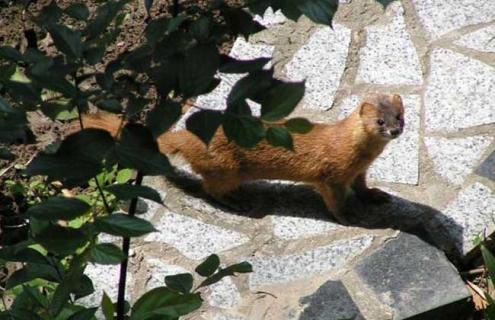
412;0;495;41
425;136;493;185
356;2;422;85
455;25;495;53
425;48;495;132
144;211;249;260
248;236;373;288
477;150;495;182
285;25;351;110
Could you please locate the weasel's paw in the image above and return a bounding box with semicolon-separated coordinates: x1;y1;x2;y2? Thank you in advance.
357;188;391;205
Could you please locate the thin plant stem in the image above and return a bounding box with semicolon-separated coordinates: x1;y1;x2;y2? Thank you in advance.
116;171;144;320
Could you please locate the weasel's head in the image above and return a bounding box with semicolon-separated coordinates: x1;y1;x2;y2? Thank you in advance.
358;94;405;141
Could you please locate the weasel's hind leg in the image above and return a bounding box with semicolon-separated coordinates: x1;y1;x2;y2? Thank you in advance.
201;173;249;212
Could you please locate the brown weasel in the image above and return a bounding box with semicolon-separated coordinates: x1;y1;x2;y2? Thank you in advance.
81;93;405;224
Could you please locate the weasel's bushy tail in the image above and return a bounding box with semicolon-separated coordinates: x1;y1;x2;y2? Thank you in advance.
73;113;188;156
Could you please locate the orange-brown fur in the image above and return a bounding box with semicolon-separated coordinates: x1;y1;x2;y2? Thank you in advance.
81;94;405;224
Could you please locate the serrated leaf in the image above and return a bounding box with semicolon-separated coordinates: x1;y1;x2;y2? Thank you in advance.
185;110;223;145
266;127;294;150
65;3;90;20
95;213;156;237
96;99;123;113
195;254;220;277
146;100;181;138
222;7;265;39
104;184;162;204
179;44;220;98
285;117;314;134
25;197;90;221
34;225;89;256
85;0;129;40
116;168;133;184
101;292;114;320
89;243;126;265
130;287;202;320
219;56;271;74
26;129;115;186
67;307;98;320
297;0;339;26
0;46;23;61
260;81;305;121
116;124;173;176
227;69;273;105
165;273;193;294
0;147;15;160
6;263;62;289
48;24;83;59
222;114;265;148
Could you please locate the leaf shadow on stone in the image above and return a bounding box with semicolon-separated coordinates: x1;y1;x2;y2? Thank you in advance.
159;168;465;266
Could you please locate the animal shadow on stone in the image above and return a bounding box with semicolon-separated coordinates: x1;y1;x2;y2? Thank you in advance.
162;168;464;265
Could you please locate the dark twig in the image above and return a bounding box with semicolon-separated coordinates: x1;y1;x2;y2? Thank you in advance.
116;171;144;320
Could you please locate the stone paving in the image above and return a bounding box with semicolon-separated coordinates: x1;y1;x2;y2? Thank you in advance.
87;1;495;319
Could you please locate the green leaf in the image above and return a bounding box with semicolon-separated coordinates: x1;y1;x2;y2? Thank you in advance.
185;110;223;145
89;243;126;265
227;69;273;105
0;110;28;143
6;263;62;289
26;129;115;186
101;291;115;320
222;114;265;148
72;274;95;299
198;262;252;288
219;56;271;74
48;24;83;59
130;287;202;320
376;0;397;8
23;285;49;309
179;44;220;98
34;225;89;256
266;127;294;150
96;99;123;113
25;197;90;221
260;81;305;121
0;46;23;61
0;246;47;265
222;7;265;39
105;184;162;204
49;280;72;317
95;213;156;237
116;168;134;184
297;0;339;26
0;147;15;160
195;254;220;277
5;81;41;106
285;118;314;134
41;100;75;120
116;124;173;176
146;100;181;138
67;307;98;320
36;2;63;27
482;244;495;288
65;3;90;20
85;0;129;40
165;273;193;294
191;16;211;42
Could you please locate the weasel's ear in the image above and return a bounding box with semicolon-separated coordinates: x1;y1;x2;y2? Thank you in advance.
392;94;404;112
359;102;375;117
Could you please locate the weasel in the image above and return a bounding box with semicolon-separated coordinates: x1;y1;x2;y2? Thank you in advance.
81;93;405;224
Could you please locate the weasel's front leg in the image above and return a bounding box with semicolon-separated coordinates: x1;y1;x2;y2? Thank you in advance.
315;183;349;225
351;173;390;204
201;173;250;212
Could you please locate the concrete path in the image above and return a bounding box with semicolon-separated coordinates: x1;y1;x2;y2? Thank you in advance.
87;1;495;319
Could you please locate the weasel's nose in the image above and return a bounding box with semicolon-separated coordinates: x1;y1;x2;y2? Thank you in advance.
390;128;401;137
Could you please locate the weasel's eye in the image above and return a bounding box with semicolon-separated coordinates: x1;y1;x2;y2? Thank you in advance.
396;115;402;121
377;119;385;126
